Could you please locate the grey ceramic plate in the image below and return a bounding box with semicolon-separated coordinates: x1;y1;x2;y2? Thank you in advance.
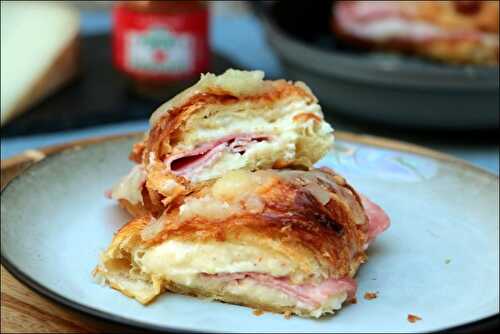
1;133;499;333
261;2;499;129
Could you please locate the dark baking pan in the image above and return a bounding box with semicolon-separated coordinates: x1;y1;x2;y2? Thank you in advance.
260;1;499;129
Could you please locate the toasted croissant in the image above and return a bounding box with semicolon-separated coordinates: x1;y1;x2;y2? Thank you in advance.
96;168;391;318
110;69;334;217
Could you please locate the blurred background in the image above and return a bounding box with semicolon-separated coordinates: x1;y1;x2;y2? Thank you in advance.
1;0;498;173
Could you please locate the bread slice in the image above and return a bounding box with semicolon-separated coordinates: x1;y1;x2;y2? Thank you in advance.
1;1;79;126
110;69;334;217
96;168;385;318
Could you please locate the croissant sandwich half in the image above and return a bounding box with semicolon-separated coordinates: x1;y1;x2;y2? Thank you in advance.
109;69;334;218
96;168;389;318
99;69;390;318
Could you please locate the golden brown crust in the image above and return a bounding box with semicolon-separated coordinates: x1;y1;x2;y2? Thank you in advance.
106;215;150;256
141;81;315;163
292;112;323;123
417;1;499;33
116;165;217;219
112;168;368;279
129;141;145;164
115;70;333;217
333;1;499;65
117;199;149;218
97;169;370;316
112;70;333;217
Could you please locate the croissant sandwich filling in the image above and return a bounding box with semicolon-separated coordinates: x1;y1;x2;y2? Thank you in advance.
98;238;358;317
110;71;334;213
165;133;271;180
98;70;390;318
142;96;332;183
336;1;499;43
334;1;499;65
97;168;390;317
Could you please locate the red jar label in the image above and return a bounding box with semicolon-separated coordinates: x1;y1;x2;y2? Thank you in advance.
113;5;209;81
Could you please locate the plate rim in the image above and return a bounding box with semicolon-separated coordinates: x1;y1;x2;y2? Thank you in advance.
1;132;498;333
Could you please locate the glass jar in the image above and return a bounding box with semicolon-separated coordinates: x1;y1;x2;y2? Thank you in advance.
112;1;210;99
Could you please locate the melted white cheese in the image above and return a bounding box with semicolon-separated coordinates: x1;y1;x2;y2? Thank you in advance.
178;99;332;183
178;99;329;151
110;165;146;204
136;240;295;283
132;239;348;316
344;16;499;45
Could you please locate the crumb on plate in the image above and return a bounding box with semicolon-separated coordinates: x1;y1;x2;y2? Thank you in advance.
445;259;451;264
364;291;378;300
407;314;422;323
284;311;292;319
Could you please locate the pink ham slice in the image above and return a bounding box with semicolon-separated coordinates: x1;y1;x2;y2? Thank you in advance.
335;1;491;43
198;196;389;306
203;272;357;307
338;1;410;23
360;194;390;247
165;134;270;177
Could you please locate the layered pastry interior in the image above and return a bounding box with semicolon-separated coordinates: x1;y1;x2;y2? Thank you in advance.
100;69;390;318
96;168;390;317
110;69;334;217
